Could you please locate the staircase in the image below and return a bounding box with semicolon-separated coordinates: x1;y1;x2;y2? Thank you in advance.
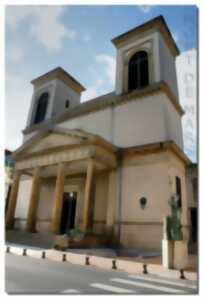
6;230;55;249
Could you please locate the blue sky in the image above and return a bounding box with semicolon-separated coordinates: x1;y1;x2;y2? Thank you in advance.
5;5;197;161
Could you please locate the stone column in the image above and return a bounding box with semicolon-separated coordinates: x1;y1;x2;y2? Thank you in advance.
51;163;65;234
106;169;117;236
82;159;95;232
26;167;41;232
6;171;21;230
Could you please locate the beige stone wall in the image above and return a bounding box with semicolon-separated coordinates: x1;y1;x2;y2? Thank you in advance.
120;224;162;250
13;149;189;250
120;153;171;222
60;108;113;143
36;177;55;232
113;94;167;147
119;151;189;250
158;32;179;99
163;95;183;149
58;92;183;151
93;172;109;233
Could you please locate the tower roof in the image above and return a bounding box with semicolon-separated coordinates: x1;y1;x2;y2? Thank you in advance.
31;67;86;93
111;15;180;56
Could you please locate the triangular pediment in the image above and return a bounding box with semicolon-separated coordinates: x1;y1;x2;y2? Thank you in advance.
26;133;83;154
13;128;93;158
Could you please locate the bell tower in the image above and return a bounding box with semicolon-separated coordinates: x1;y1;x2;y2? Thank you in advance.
26;67;86;128
112;16;180;101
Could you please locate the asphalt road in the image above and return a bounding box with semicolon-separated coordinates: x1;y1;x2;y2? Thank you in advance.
5;253;198;295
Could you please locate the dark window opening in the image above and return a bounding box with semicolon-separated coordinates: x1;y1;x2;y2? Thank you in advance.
128;51;149;91
176;176;182;208
65;99;70;108
33;92;49;124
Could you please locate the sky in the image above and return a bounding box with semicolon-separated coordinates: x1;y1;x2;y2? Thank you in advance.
5;5;198;161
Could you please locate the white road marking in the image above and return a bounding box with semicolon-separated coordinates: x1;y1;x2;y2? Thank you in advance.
90;283;134;293
61;289;80;293
111;278;186;294
129;274;197;289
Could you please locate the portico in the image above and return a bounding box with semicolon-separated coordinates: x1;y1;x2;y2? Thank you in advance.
6;128;118;240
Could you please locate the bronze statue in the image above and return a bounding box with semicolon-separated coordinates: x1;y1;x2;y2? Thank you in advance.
165;194;183;241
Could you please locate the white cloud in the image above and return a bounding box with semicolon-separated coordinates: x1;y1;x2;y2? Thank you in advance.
5;71;32;150
6;6;76;51
81;86;100;102
96;54;116;85
138;6;152;13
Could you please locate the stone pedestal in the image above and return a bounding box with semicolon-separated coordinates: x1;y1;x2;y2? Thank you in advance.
162;239;174;269
173;240;188;270
162;239;188;270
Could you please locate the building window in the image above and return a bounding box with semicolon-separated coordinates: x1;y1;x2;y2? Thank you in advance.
128;50;149;91
175;176;182;208
65;99;70;108
33;92;49;124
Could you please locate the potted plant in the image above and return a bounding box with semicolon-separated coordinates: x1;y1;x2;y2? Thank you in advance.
69;225;85;242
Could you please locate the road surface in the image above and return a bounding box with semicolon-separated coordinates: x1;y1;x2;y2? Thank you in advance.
5;253;198;295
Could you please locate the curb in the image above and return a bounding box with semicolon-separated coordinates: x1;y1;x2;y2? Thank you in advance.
5;245;197;282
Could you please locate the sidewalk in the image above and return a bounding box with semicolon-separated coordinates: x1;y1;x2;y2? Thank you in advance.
6;244;197;282
118;254;198;272
6;230;197;281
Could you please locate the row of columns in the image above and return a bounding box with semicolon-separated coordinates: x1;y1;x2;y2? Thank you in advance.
6;158;97;234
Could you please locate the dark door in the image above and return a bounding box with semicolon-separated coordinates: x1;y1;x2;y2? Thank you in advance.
191;208;197;242
60;192;77;235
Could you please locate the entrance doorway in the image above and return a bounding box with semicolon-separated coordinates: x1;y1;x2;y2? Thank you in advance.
60;192;77;235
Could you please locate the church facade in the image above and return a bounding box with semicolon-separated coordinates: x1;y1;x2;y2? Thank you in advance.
6;16;192;251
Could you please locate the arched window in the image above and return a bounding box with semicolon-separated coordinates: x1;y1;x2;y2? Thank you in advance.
128;51;149;91
33;92;49;124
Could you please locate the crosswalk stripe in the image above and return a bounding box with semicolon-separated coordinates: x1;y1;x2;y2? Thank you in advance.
111;278;186;294
61;289;80;293
90;283;134;293
129;274;197;289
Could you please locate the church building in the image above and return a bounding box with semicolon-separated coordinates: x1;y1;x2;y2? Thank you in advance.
6;16;192;251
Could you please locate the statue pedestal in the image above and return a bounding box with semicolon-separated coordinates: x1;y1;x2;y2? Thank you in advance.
162;239;174;268
162;239;188;269
173;240;188;270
